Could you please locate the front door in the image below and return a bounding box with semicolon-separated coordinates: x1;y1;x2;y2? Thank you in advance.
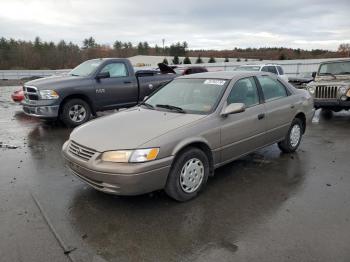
220;77;267;163
94;62;138;109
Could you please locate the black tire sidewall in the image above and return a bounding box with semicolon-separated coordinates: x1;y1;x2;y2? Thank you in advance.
61;99;91;127
165;148;209;202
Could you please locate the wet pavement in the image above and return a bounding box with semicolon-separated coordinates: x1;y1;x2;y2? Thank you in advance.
1;86;350;262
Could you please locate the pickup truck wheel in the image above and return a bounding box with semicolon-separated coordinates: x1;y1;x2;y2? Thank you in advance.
60;99;91;127
165;147;209;202
278;118;303;153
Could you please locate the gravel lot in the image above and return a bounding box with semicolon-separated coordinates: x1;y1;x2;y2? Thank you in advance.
1;86;350;262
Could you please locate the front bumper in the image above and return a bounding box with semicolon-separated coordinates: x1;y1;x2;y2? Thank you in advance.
62;141;174;195
22;99;59;118
314;99;350;108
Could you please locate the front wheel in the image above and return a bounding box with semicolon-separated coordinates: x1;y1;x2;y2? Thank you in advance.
278;118;303;153
165;147;209;202
60;99;91;127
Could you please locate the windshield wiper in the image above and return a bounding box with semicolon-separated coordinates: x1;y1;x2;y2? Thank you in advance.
319;72;337;79
156;104;186;113
338;72;350;75
139;102;154;110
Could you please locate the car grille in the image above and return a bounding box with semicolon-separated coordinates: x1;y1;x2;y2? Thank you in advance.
24;86;39;100
68;140;96;161
315;86;338;99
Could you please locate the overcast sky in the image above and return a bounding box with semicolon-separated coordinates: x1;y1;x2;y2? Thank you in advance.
0;0;349;50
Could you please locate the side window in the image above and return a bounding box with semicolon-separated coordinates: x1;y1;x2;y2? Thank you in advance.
100;63;128;77
257;76;288;102
227;77;260;107
261;66;269;72
277;66;284;75
267;66;278;74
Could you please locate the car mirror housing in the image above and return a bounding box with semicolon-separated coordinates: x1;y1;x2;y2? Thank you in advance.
312;72;317;78
221;103;246;116
96;71;110;79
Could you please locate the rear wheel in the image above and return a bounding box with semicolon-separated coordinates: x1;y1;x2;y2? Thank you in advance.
278;118;303;153
60;99;91;127
165;147;209;202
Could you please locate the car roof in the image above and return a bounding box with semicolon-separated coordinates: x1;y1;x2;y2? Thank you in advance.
320;59;350;65
179;71;273;80
239;64;280;67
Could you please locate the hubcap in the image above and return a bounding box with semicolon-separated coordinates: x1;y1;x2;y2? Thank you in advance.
290;124;301;147
180;158;204;193
68;104;86;123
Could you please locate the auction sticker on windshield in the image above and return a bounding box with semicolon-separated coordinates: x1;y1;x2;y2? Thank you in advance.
204;79;226;85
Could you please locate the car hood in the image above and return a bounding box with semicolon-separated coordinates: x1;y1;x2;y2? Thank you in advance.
70;107;206;152
25;74;88;90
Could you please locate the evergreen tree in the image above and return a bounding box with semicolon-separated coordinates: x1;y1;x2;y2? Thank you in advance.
113;41;123;50
236;58;241;62
83;37;97;49
196;56;203;64
208;57;216;63
183;57;191;64
224;57;229;62
162;58;168;65
172;55;180;65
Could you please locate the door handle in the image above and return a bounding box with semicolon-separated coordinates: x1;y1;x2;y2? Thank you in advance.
258;113;265;120
124;81;132;84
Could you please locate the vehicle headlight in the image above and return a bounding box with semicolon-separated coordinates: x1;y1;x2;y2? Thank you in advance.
308;86;315;94
101;148;159;163
347;88;350;97
39;90;59;99
339;86;348;95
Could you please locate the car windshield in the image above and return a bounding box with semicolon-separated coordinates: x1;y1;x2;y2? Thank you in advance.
145;78;228;114
70;59;103;77
319;61;350;75
235;66;260;71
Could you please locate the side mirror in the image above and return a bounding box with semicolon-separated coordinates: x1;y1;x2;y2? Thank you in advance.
312;72;317;78
96;71;110;80
221;103;246;116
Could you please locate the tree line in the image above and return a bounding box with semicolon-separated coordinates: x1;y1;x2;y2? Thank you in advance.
0;36;348;69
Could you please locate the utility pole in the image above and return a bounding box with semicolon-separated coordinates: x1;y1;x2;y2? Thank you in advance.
162;39;165;56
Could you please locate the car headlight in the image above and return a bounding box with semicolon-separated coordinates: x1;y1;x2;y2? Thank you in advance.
308;86;315;94
101;148;159;163
339;86;348;95
39;90;59;99
347;88;350;97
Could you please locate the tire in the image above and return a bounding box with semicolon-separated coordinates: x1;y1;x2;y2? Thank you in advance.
60;98;91;127
320;109;333;119
165;147;210;202
278;118;303;153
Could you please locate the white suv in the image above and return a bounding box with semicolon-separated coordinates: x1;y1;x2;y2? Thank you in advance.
235;64;289;82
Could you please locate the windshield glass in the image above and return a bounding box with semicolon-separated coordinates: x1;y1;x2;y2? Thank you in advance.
70;59;103;77
145;78;228;114
235;66;260;71
319;61;350;75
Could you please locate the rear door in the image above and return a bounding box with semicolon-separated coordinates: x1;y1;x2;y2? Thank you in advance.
94;62;138;109
256;75;297;143
220;77;267;163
